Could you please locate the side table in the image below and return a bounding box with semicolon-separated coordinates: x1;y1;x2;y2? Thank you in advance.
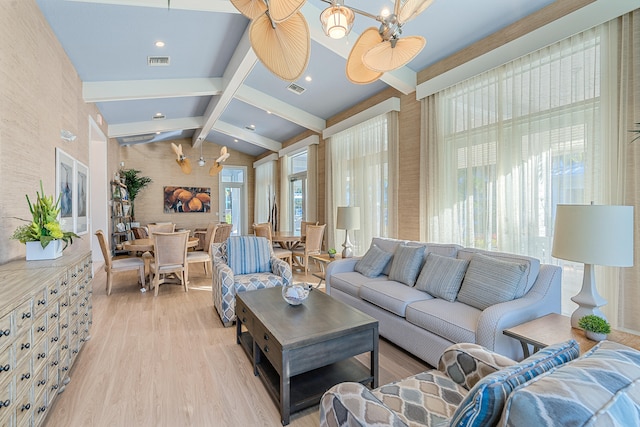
503;313;640;357
309;253;342;287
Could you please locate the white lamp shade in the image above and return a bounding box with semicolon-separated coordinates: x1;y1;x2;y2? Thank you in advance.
336;206;360;230
552;204;634;267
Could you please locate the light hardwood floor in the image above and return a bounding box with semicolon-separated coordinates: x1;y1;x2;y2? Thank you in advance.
43;260;429;427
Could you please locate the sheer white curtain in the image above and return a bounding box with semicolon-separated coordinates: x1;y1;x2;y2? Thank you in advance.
279;154;290;231
306;144;318;222
254;160;276;224
421;21;632;326
326;112;398;255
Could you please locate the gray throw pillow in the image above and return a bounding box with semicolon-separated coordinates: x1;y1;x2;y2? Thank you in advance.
388;244;426;286
457;253;527;310
415;253;469;302
354;244;393;278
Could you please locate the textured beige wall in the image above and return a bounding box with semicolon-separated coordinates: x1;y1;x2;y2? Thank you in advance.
117;139;256;234
0;0;106;264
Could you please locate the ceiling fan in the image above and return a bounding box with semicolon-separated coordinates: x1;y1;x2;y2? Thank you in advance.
230;0;433;84
208;146;230;176
171;142;192;175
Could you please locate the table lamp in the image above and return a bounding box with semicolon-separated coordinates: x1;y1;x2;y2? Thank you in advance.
336;206;360;258
552;203;634;328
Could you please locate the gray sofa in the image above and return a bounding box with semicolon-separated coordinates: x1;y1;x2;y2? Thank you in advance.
325;237;562;366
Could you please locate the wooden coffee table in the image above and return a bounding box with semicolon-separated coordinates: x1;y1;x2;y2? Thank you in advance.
236;286;379;425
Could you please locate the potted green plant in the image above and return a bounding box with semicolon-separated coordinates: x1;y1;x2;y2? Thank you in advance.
120;168;152;221
328;248;337;258
578;314;611;341
11;181;79;260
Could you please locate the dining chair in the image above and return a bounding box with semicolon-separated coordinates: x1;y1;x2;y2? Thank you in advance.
147;223;176;235
299;220;318;247
253;223;292;268
212;223;233;243
292;224;326;274
193;222;217;251
95;230;145;295
149;230;189;296
187;232;213;277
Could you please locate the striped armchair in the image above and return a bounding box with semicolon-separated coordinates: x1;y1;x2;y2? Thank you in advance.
211;236;292;326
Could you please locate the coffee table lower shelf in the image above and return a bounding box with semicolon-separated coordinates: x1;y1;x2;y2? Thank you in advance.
238;331;373;415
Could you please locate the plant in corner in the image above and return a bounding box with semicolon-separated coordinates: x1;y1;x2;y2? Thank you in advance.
578;314;611;342
11;181;79;251
120;168;152;220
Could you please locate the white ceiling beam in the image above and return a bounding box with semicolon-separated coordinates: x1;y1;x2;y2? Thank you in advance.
213;121;282;152
191;26;257;148
64;0;239;14
108;116;204;137
83;78;223;102
301;2;417;95
235;85;326;133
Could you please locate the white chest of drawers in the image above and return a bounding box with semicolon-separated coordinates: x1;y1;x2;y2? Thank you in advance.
0;251;93;427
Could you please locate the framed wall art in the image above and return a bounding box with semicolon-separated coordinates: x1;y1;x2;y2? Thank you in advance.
164;186;211;213
75;160;89;235
56;147;75;233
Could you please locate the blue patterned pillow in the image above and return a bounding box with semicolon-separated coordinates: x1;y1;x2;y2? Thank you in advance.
227;236;271;275
415;253;469;301
450;339;580;427
388;244;426;286
355;244;393;278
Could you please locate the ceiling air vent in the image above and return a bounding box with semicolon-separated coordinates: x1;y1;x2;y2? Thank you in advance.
152;114;166;120
286;82;306;95
147;56;170;66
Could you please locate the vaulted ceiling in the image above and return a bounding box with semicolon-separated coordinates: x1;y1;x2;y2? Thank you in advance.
38;0;595;158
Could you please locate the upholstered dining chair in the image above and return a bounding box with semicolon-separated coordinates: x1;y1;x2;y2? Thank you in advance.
187;237;212;278
193;222;217;251
95;230;145;295
253;222;292;268
292;224;325;274
149;230;189;296
212;223;233;243
147;223;176;235
298;220;318;247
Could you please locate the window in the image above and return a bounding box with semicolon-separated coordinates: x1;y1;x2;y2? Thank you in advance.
289;151;307;233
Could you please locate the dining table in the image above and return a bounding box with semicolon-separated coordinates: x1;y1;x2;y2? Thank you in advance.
123;237;199;288
271;231;302;250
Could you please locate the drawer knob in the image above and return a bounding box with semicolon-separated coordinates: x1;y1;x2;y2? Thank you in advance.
242;307;246;313
38;352;46;359
242;317;247;323
0;399;10;408
38;405;46;414
37;326;46;332
51;289;58;295
38;299;46;306
264;345;269;353
51;336;59;342
21;403;30;412
21;343;31;350
50;313;58;319
22;312;31;319
0;364;10;372
263;333;269;341
38;379;46;386
51;361;59;367
1;329;9;337
21;373;31;381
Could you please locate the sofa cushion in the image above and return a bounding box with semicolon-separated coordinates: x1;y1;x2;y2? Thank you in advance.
450;339;580;427
371;370;468;427
500;341;640;427
456;253;527;310
360;281;433;317
406;299;480;344
354;244;393;278
388;244;426;286
330;272;388;298
415;254;470;302
407;241;462;260
227;236;271;275
371;237;406;275
457;248;540;297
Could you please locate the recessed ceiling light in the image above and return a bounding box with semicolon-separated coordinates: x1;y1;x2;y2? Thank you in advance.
305;76;312;82
155;41;165;47
156;131;161;135
234;139;238;142
266;110;272;114
154;112;163;117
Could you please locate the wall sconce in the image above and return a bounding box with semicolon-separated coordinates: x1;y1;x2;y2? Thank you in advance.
60;130;77;142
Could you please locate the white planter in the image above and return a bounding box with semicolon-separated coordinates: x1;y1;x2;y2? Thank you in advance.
26;240;63;261
585;330;608;342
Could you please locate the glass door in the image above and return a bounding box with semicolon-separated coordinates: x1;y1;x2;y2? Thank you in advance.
219;167;246;235
290;174;306;233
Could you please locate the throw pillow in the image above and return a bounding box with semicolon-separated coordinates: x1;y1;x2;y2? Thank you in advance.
388;244;426;286
354;244;393;278
415;253;469;301
450;339;580;427
456;253;527;310
227;236;271;275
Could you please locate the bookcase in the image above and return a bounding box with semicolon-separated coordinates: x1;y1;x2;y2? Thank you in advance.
110;180;133;255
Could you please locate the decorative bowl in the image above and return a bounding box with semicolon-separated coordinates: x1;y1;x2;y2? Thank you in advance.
282;283;310;305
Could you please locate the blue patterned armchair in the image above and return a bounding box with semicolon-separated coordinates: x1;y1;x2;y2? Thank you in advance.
211;236;292;326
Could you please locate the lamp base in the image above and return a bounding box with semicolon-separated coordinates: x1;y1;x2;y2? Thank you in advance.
570;263;607;328
341;230;354;258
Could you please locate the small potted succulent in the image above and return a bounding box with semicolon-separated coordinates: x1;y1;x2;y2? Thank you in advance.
328;248;337;258
578;315;611;341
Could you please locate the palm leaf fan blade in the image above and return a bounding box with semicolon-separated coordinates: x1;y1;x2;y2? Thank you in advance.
398;0;434;23
346;27;383;84
268;0;305;23
177;158;192;175
362;36;425;72
230;0;266;20
250;12;310;81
